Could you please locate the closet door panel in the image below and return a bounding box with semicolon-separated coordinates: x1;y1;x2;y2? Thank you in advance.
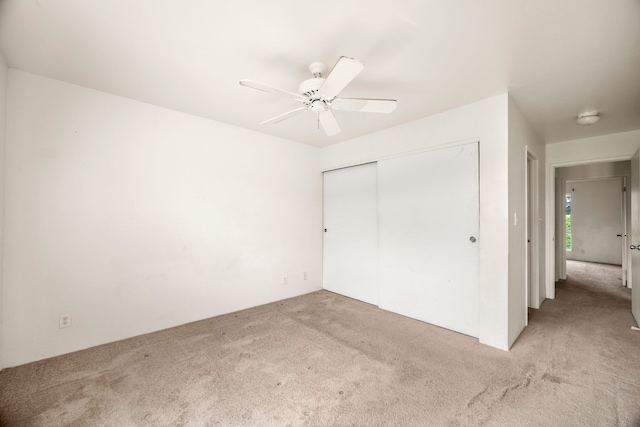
378;142;479;336
323;163;378;305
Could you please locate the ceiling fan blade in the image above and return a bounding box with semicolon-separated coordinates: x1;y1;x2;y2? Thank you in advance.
332;98;397;113
317;56;364;99
318;109;341;136
240;80;305;101
260;107;307;125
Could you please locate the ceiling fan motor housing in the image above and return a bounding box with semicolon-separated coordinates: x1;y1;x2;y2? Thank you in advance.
298;77;324;97
299;62;329;97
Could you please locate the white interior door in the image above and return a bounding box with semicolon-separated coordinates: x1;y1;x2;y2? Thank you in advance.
323;163;378;305
377;142;480;337
630;150;640;325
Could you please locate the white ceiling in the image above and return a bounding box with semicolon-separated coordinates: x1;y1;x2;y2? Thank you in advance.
0;0;639;148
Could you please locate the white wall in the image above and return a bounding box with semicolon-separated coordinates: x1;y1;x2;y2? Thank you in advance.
546;130;640;298
565;178;624;265
3;70;323;367
559;161;631;180
547;131;640;166
507;98;545;347
0;53;8;369
322;94;511;350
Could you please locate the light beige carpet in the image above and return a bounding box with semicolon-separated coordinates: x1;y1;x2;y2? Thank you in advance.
1;260;639;426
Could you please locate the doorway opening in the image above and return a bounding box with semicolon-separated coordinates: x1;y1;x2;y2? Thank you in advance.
553;161;630;296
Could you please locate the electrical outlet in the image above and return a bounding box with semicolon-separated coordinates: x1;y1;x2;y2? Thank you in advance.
282;275;288;285
303;272;308;280
59;314;71;329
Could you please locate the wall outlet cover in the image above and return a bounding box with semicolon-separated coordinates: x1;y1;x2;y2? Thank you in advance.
59;314;71;328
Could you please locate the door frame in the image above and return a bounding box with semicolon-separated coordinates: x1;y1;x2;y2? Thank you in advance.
525;148;540;314
546;157;633;299
562;176;627;276
630;149;640;324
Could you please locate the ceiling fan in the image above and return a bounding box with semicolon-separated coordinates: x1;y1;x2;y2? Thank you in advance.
239;56;397;136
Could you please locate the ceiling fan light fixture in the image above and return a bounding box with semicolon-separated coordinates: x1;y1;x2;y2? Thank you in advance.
310;100;326;113
576;111;600;126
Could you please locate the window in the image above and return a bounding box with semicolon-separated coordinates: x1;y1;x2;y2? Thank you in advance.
565;193;572;251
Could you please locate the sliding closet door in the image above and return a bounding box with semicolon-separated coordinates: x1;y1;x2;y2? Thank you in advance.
378;142;479;337
323;163;378;305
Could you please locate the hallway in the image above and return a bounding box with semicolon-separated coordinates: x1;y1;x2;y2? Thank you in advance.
563;260;627;300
